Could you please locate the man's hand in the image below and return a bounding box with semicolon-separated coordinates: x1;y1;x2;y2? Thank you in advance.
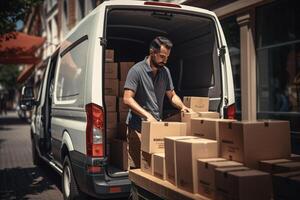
181;106;193;113
146;113;158;122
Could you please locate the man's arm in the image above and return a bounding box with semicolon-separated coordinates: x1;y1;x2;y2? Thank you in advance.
166;90;193;112
123;89;157;121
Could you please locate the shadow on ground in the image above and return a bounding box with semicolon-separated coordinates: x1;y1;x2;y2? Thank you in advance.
0;161;62;200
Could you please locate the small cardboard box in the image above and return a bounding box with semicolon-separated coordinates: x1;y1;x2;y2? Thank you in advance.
141;121;187;154
215;169;272;200
197;159;243;198
153;153;166;180
118;97;129;112
164;136;198;185
110;139;128;170
118;111;128;124
273;171;300;199
259;159;292;173
219;120;291;168
105;62;118;79
105;79;119;96
105;49;114;62
120;62;135;80
181;112;219;135
119;80;126;97
141;151;153;175
107;112;117;129
183;96;209;112
176;138;218;193
105;96;116;112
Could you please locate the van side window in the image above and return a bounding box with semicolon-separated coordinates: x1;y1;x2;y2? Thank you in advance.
55;37;88;106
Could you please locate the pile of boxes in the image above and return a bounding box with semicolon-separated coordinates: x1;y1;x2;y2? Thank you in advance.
104;49;135;170
138;96;298;199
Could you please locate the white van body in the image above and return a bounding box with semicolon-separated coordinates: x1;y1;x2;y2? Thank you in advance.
29;1;235;199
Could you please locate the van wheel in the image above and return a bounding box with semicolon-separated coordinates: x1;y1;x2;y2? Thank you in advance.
32;139;42;166
62;156;86;200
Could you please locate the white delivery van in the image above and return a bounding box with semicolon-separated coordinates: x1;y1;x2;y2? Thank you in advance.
20;1;235;199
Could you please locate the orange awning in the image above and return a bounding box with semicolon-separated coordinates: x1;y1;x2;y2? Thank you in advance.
0;32;45;64
16;64;35;83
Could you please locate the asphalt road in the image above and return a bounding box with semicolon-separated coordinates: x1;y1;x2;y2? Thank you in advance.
0;112;63;200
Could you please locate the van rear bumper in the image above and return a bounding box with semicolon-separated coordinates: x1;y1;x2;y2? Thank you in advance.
70;151;130;199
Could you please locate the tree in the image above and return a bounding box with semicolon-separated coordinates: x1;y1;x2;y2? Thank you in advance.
0;0;42;36
0;65;20;90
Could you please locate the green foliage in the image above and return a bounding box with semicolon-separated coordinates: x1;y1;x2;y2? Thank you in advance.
0;65;20;90
0;0;43;35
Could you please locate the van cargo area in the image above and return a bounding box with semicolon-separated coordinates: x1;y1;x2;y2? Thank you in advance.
104;8;223;176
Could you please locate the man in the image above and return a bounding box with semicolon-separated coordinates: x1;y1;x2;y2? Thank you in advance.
123;36;192;169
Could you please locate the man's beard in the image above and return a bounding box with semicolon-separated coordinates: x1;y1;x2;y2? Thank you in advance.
151;55;165;69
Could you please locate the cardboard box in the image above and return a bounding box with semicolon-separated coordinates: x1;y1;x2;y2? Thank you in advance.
141;121;187;154
107;112;117;129
181;112;220;135
183;96;209;112
153;153;166;180
105;96;116;112
259;159;292;173
105;79;119;96
141;151;153;175
176;138;218;193
118;97;129;112
118;111;128;124
215;169;272;200
120;62;135;80
197;159;243;198
273;161;300;173
273;171;300;199
117;123;127;140
105;49;114;62
164;112;181;122
119;80;126;97
105;62;118;79
219;120;291;169
164;136;198;185
110;139;128;170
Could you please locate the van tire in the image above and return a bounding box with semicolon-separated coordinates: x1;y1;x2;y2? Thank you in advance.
32;139;42;166
62;156;86;200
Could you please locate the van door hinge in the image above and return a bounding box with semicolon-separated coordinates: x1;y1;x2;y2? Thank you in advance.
218;45;226;57
100;37;107;46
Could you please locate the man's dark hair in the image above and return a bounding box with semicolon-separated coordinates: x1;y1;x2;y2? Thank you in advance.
150;36;173;51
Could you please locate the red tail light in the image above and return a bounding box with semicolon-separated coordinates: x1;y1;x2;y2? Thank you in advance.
86;103;104;157
144;2;181;8
224;104;236;119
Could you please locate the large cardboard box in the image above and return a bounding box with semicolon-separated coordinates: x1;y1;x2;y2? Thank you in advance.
259;159;292;173
164;136;198;185
106;128;117;140
119;80;126;97
141;121;187;154
118;111;128;123
219;120;291;168
118;123;127;140
118;97;129;112
105;96;116;112
183;96;209;112
105;62;118;79
141;151;153;175
197;159;243;198
181;112;219;135
273;161;300;173
105;49;114;62
120;62;135;80
273;171;300;199
110;139;128;170
153;153;166;180
215;169;272;200
105;79;119;96
107;112;117;129
176;138;218;193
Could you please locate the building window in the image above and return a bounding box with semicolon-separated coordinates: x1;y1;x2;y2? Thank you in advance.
77;0;85;21
256;0;300;113
221;15;241;114
63;0;68;19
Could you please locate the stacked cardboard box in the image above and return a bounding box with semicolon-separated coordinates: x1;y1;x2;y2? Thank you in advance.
219;120;291;169
183;96;209;112
272;171;300;199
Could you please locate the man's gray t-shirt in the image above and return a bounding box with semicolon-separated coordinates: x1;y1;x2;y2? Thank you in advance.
124;57;174;132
